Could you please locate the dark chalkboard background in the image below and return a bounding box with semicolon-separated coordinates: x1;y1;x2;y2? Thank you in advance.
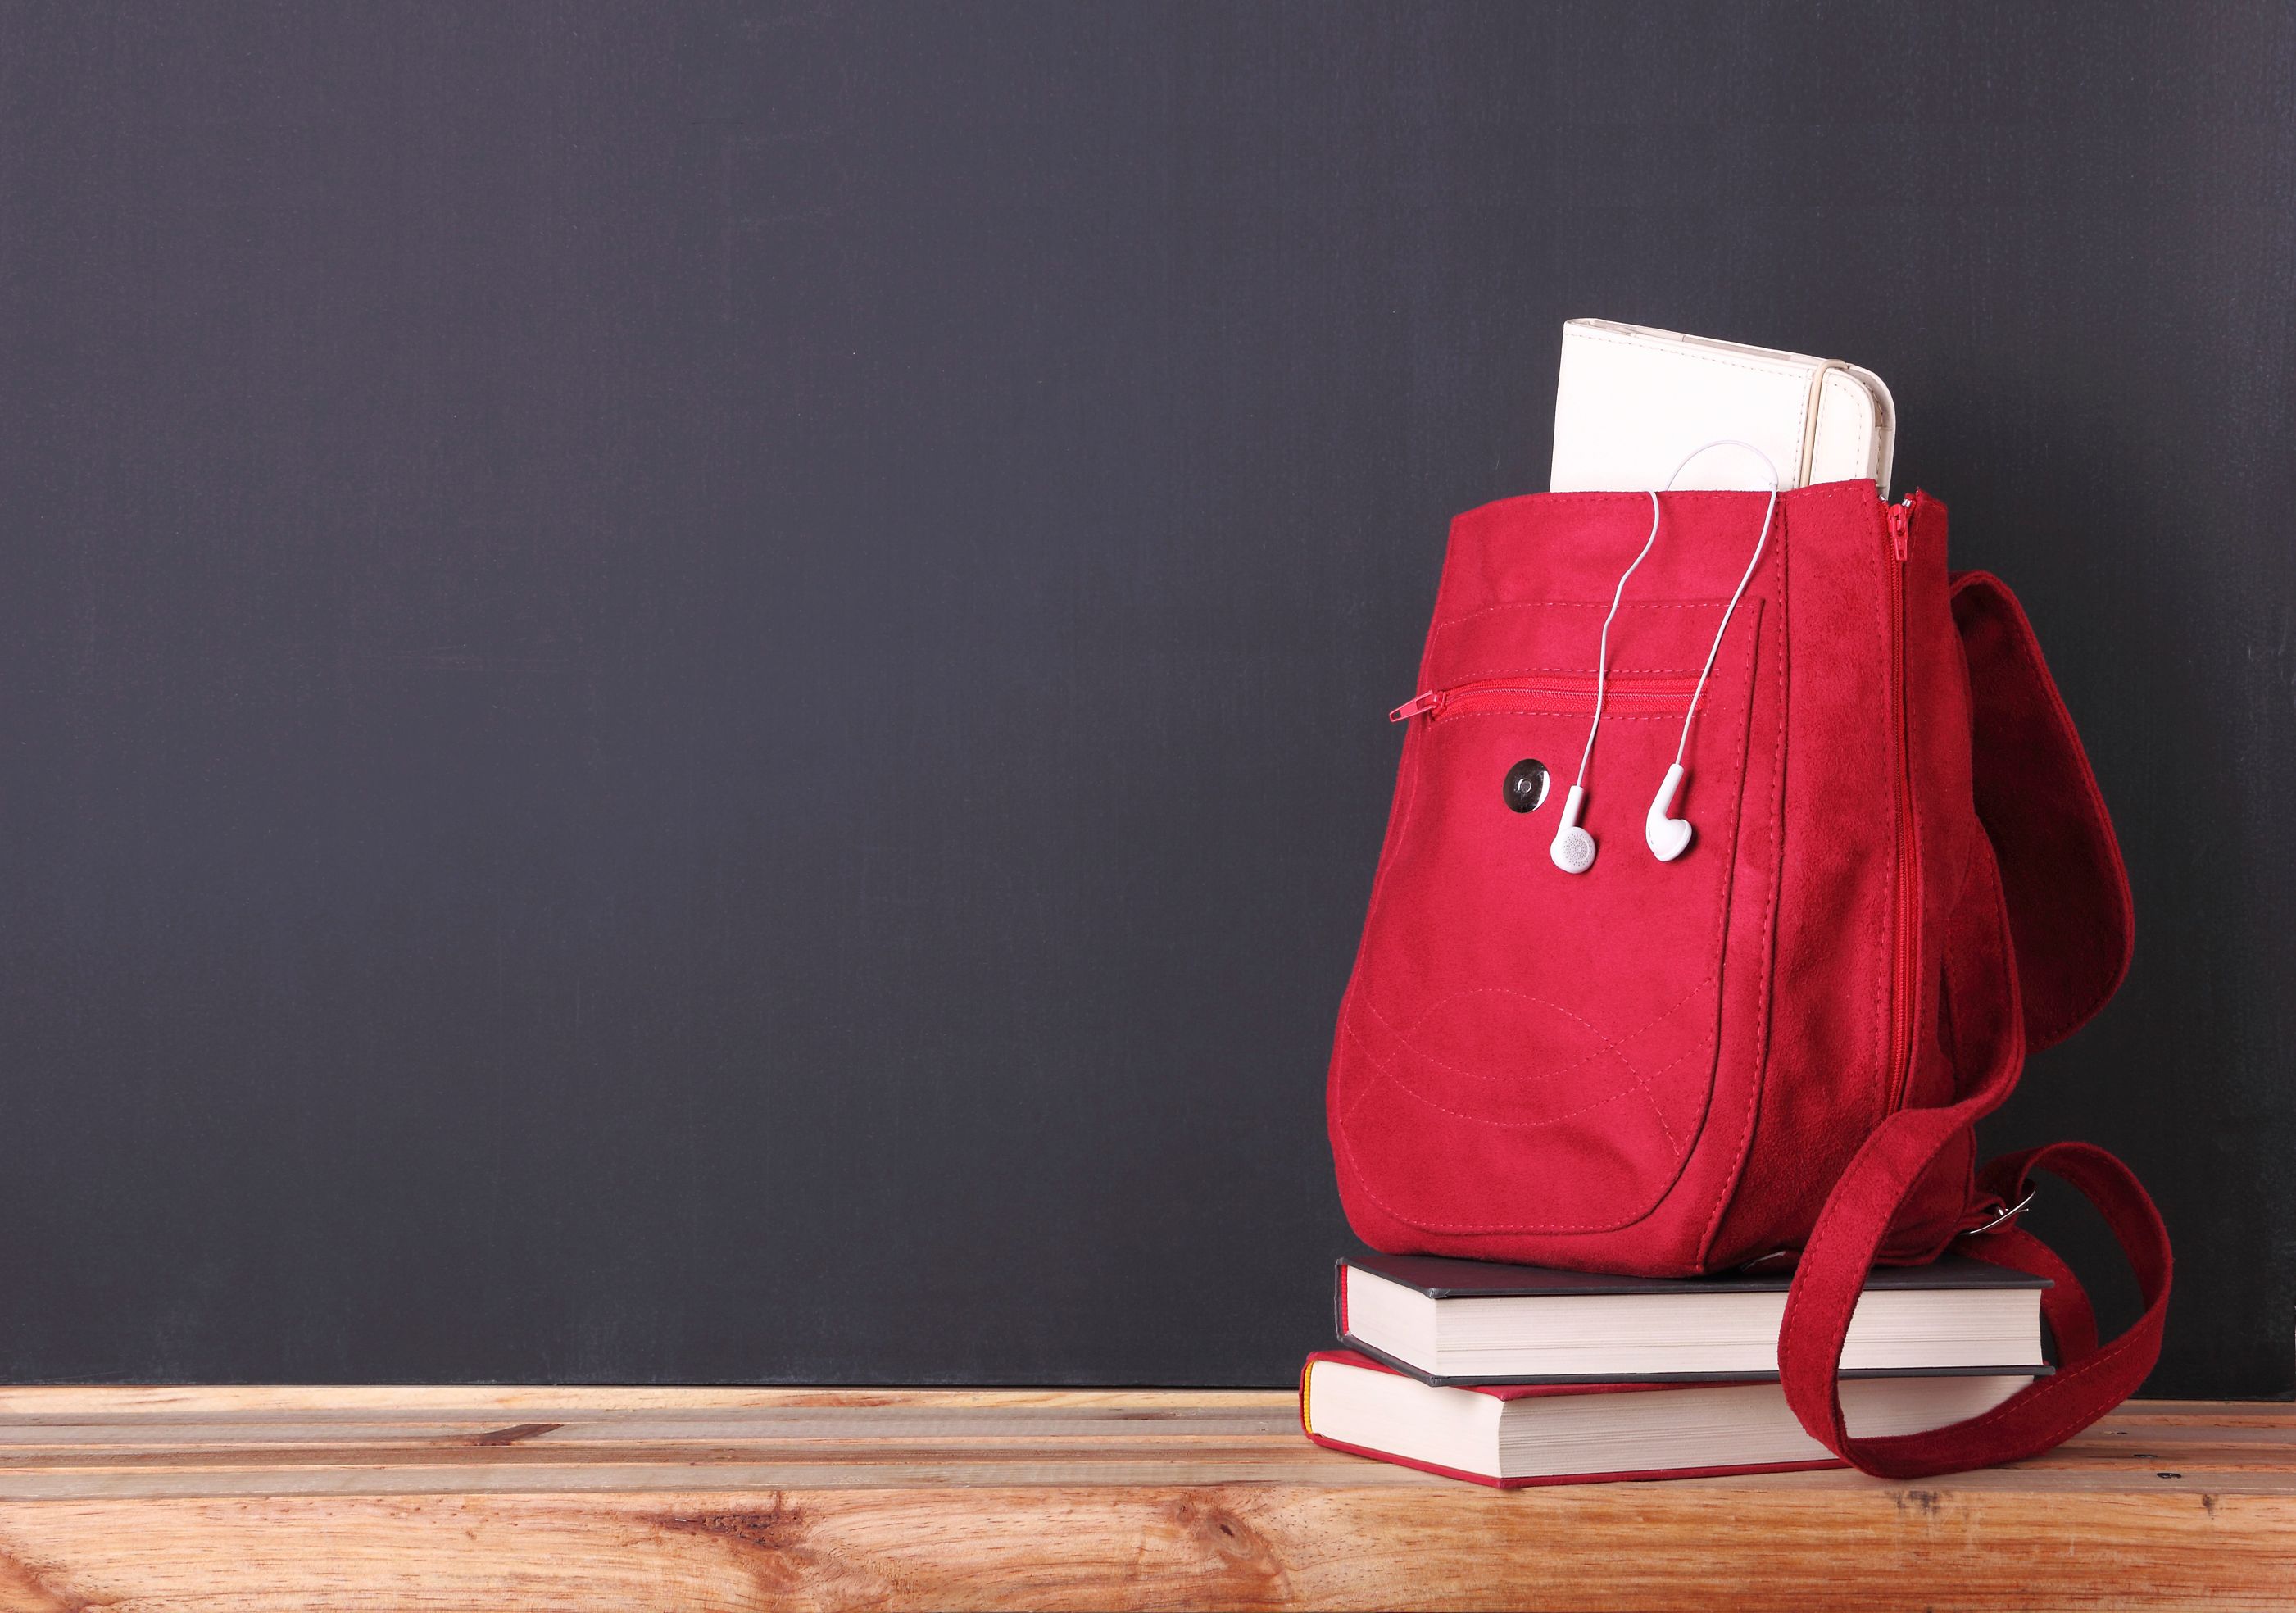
0;3;2289;1394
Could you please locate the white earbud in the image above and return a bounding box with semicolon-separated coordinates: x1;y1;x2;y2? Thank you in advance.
1551;441;1776;876
1633;447;1775;864
1645;762;1692;861
1550;784;1595;874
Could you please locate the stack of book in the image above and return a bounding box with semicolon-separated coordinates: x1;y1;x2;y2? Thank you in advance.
1300;1252;2050;1487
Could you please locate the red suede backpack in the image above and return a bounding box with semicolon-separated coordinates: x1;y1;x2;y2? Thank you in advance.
1327;479;2168;1478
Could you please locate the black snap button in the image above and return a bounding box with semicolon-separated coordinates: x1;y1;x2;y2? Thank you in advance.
1503;758;1549;812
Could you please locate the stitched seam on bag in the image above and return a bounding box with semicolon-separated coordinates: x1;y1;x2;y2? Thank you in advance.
1333;1100;1680;1233
1430;663;1712;679
1436;709;1695;723
1359;983;1699;1161
1479;492;1793;506
1355;990;1693;1157
1391;1040;1702;1155
1360;989;1609;1088
1368;974;1717;1084
1854;502;1888;1125
1431;597;1732;634
1359;983;1708;1084
1334;1018;1677;1155
1871;499;1895;1123
1341;1016;1701;1144
1697;509;1792;1263
1459;493;1797;544
1333;1029;1697;1233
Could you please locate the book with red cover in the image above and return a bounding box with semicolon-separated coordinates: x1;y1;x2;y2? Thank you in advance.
1298;1349;2038;1488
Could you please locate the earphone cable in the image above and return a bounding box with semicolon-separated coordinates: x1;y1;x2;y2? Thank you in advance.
1568;491;1667;796
1572;438;1779;810
1672;469;1779;770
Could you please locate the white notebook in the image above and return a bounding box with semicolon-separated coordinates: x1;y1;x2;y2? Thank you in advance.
1550;319;1894;496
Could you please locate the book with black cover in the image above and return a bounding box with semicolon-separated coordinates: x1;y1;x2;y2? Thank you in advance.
1336;1252;2051;1385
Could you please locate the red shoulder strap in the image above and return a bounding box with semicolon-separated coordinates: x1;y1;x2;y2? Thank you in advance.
1781;1122;2169;1478
1776;753;2168;1478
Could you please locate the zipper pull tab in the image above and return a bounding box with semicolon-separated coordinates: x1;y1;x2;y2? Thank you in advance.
1888;498;1912;561
1389;690;1441;723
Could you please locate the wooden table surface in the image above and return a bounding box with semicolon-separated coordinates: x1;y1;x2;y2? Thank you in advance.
0;1385;2283;1611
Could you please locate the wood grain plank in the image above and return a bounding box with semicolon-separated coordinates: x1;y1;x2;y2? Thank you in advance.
0;1386;1240;1415
0;1484;2281;1611
0;1392;2280;1610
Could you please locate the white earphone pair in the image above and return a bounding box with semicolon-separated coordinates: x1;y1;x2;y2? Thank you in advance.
1550;440;1778;875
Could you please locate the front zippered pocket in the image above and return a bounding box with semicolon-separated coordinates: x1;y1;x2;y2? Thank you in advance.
1390;670;1704;724
1335;592;1771;1239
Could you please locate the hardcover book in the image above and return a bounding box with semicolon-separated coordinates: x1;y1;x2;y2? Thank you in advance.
1300;1349;2037;1488
1336;1252;2051;1384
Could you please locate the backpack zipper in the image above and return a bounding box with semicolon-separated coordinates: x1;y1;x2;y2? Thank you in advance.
1389;671;1702;724
1883;498;1920;1113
